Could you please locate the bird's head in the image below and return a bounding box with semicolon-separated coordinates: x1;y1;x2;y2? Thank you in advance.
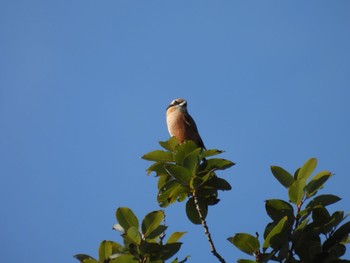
167;98;187;111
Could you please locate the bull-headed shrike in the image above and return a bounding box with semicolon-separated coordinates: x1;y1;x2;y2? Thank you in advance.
166;98;205;149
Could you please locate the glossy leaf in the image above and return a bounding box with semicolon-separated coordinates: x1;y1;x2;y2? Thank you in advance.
74;254;97;262
201;149;224;158
174;141;198;165
270;166;294;188
146;162;167;176
161;242;183;260
306;171;332;197
99;240;113;262
183;148;201;172
164;164;192;186
159;137;179;152
263;216;287;249
202;158;235;172
126;226;141;245
142;150;173;162
237;260;256;263
306;194;341;209
323;221;350;251
142;210;164;238
265;199;294;222
167;232;187;243
186;197;207;225
297;158;317;180
111;254;138;263
312;206;331;227
228;233;260;256
116;207;139;231
288;179;306;205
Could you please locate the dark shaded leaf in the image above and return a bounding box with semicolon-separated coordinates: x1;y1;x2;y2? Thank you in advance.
201;149;224;158
312;206;331;227
294;231;321;262
142;150;174;162
116;207;139;232
270;166;294;188
265;199;294;222
185;197;207;225
161;242;183;260
202;158;235;172
306;194;341;209
74;254;97;262
306;171;333;197
297;158;317;180
227;233;260;256
237;260;256;263
323;221;350;251
147;225;167;240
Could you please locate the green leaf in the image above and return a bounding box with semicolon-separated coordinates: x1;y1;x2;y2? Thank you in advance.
126;226;141;245
74;254;97;262
208;177;232;191
147;225;168;240
167;232;187;243
159;137;179;152
185;197;207;225
142;150;174;162
116;207;139;231
288;179;306;205
161;242;183;260
201;149;224;158
227;233;260;256
99;240;113;262
146;162;167;176
157;180;188;207
306;194;341;209
164;164;192;186
265;199;294;222
306;171;333;197
294;231;321;262
201;158;235;172
183;148;201;172
323;221;350;251
297;158;317;180
263;216;287;249
141;210;164;238
110;254;138;263
174;140;199;165
312;206;331;227
237;260;257;263
270;166;294;188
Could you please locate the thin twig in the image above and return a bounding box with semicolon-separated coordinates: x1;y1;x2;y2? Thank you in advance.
192;191;226;263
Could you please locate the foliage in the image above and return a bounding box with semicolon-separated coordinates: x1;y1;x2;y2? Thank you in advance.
75;207;188;263
142;137;234;224
228;158;350;262
76;138;350;263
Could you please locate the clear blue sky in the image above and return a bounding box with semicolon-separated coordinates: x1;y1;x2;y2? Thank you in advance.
1;1;350;262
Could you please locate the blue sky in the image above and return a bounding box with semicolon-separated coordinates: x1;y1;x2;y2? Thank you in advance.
1;1;350;262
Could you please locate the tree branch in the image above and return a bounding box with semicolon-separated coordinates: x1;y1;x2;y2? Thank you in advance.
192;191;226;263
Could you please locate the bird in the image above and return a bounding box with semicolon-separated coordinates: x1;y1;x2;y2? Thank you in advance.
166;98;205;149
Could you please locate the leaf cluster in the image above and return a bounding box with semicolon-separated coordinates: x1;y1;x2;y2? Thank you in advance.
229;158;350;263
75;207;188;263
142;137;234;224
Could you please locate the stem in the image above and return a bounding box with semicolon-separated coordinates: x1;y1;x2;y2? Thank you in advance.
192;191;226;263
